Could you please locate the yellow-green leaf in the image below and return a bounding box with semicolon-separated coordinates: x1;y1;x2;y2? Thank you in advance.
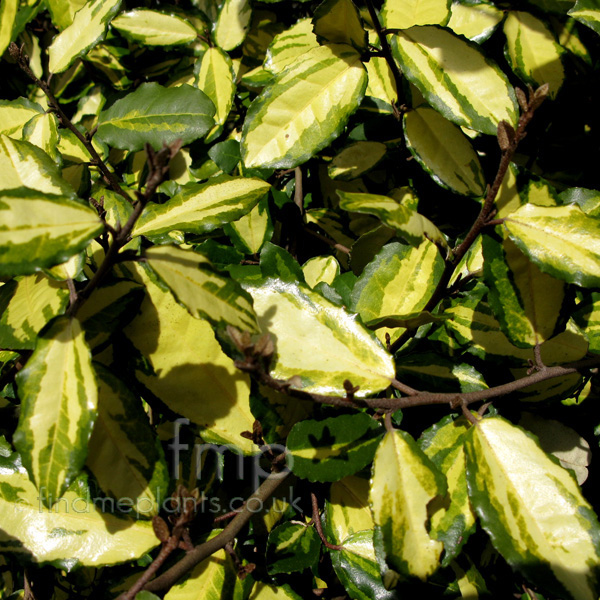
111;9;197;46
245;278;395;396
504;11;565;99
404;106;485;196
145;245;259;333
446;1;503;43
22;112;61;164
302;255;340;288
382;0;450;29
46;0;87;30
134;175;270;238
14;316;97;506
0;274;69;350
465;416;600;600
213;0;251;51
392;26;518;135
87;365;169;518
226;195;272;255
370;429;446;580
503;203;600;288
365;55;398;109
326;475;374;544
328;141;387;181
0;98;44;138
0;188;103;278
241;44;367;169
124;264;256;454
0;459;159;568
0;0;18;56
568;0;600;36
48;0;122;73
313;0;367;51
264;19;319;75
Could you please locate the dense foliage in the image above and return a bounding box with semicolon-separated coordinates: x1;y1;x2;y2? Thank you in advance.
1;0;600;599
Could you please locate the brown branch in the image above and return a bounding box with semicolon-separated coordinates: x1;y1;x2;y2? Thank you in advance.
294;166;304;215
304;227;351;255
311;492;344;551
389;84;549;355
9;43;131;205
132;468;291;595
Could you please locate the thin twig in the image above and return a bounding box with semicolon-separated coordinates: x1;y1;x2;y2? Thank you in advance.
294;166;304;216
304;227;351;254
9;43;131;205
311;492;344;551
390;378;419;396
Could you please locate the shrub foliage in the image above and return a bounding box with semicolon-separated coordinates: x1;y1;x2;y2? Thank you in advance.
1;0;600;598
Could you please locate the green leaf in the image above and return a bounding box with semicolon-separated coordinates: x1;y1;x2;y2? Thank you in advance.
382;0;450;29
504;11;565;99
351;241;444;344
337;190;448;248
403;106;486;197
241;44;367;169
46;0;89;30
0;0;18;56
124;263;256;454
391;26;518;135
264;18;319;75
313;0;367;51
568;0;600;35
133;175;270;238
245;278;396;396
287;413;383;482
328;141;387;181
330;529;399;600
14;316;97;507
0;97;44;137
48;0;122;73
87;365;169;517
163;531;244;599
0;275;69;350
573;291;600;354
145;245;259;333
0;188;103;278
370;429;446;580
0;134;76;196
213;0;251;51
260;242;305;284
0;459;159;569
111;9;198;46
502;203;600;288
267;522;321;574
446;1;503;43
96;83;215;151
465;416;600;600
483;234;566;348
420;415;476;565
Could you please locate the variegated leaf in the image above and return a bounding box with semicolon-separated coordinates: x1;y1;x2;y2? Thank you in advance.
483;234;566;348
226;195;272;255
14;316;97;507
0;97;44;137
241;44;367;169
264;18;319;75
145;245;259;333
96;83;215;151
574;291;600;354
267;521;321;574
446;0;503;43
370;429;446;580
87;365;169;518
124;264;256;454
0;274;69;350
48;0;122;73
337;190;448;249
134;175;270;238
22;112;61;164
213;0;251;51
328;141;387;181
404;106;485;196
502;203;600;288
0;450;159;568
313;0;367;51
365;55;398;109
465;416;600;600
351;241;444;344
46;0;88;30
420;415;476;564
0;188;103;278
391;26;518;135
382;0;450;29
0;0;18;56
245;278;395;396
568;0;600;35
111;9;197;45
302;255;340;288
504;11;565;98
